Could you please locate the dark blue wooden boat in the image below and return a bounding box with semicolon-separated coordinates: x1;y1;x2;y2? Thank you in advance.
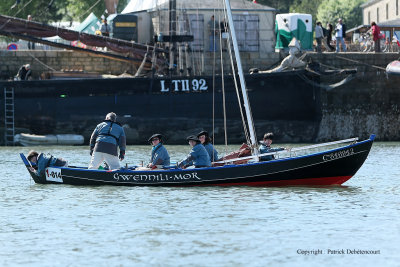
20;135;374;186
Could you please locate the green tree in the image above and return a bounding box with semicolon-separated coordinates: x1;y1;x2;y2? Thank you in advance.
289;0;322;25
252;0;295;13
316;0;367;29
0;0;130;23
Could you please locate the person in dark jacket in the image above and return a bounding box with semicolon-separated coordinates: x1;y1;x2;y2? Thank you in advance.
326;23;335;52
258;133;285;161
197;130;218;162
27;150;68;177
16;64;32;80
147;134;170;169
178;135;211;168
89;112;126;170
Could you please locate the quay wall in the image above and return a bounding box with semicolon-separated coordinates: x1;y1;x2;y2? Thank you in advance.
306;52;400;142
1;50;400;143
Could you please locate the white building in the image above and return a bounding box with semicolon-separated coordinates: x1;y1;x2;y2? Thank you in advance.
361;0;400;24
121;0;276;54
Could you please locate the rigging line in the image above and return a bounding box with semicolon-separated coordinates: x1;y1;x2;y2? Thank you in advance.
217;3;228;154
333;54;386;71
78;0;103;21
0;0;35;31
26;50;57;71
301;53;343;71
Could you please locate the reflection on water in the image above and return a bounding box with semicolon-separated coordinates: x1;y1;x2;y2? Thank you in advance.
0;142;399;266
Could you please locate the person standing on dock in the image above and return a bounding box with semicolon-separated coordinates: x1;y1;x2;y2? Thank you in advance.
371;22;382;52
335;18;346;52
27;15;35;50
89;112;126;170
100;18;110;37
326;23;335;52
315;22;324;52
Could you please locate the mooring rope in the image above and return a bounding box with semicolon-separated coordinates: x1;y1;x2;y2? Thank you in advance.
332;54;386;71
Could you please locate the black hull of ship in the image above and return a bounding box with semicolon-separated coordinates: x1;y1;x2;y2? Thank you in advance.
20;136;374;186
1;70;321;142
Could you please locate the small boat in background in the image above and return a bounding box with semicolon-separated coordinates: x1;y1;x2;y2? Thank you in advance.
15;133;84;146
386;60;400;75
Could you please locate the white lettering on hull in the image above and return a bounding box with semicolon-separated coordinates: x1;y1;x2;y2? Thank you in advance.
113;172;202;183
159;79;208;92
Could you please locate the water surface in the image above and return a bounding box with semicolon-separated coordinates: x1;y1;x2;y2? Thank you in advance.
0;143;399;266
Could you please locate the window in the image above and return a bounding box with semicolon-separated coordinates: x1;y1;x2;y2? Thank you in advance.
233;14;259;52
383;30;391;41
188;14;204;51
377;8;379;23
368;11;371;25
386;4;389;20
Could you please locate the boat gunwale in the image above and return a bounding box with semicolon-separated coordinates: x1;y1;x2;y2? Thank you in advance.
54;136;374;174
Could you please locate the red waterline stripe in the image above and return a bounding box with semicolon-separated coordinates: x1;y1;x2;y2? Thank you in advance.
190;176;353;187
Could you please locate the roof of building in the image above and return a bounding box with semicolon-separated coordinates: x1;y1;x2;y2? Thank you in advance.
377;18;400;26
122;0;275;14
347;20;400;34
360;0;382;9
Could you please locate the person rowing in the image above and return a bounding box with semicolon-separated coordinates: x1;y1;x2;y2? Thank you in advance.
177;135;211;168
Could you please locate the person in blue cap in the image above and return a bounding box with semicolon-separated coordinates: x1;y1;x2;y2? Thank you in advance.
178;135;211;168
147;134;170;169
197;130;218;162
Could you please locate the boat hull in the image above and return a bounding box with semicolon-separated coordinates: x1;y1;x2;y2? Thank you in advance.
21;136;373;187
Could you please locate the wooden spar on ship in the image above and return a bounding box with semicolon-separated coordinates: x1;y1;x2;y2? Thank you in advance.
0;14;167;69
0;30;150;67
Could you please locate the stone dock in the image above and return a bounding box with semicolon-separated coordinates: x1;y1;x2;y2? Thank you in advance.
0;50;399;144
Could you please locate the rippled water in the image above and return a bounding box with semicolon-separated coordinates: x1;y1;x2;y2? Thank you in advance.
1;142;399;266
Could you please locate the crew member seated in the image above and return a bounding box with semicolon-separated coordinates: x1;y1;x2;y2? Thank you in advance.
178;135;211;168
197;130;218;162
15;64;32;80
147;134;170;169
27;150;68;177
259;133;285;161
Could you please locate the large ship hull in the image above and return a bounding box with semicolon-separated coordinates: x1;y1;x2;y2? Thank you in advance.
1;70;321;143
